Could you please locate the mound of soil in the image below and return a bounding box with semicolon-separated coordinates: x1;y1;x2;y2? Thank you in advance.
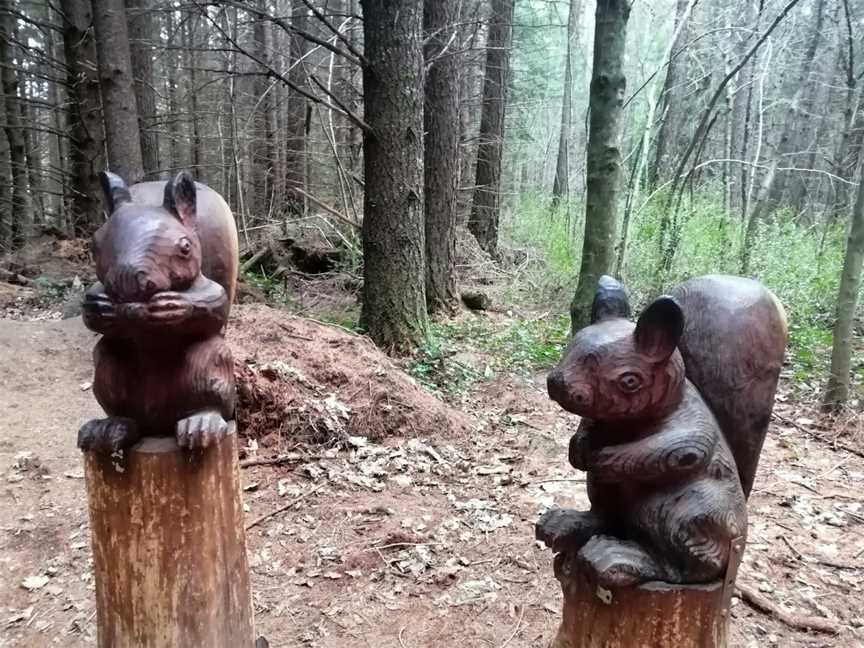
229;304;474;449
2;235;93;282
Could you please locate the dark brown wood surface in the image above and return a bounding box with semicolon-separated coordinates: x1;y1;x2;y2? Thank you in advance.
540;274;786;586
79;171;239;452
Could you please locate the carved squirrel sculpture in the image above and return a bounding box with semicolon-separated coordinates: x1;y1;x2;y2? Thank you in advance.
537;275;787;586
78;171;239;453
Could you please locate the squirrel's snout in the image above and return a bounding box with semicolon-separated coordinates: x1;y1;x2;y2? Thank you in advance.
547;370;567;403
105;264;164;303
547;369;592;413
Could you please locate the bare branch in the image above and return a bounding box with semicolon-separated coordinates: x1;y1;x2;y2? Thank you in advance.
297;0;368;66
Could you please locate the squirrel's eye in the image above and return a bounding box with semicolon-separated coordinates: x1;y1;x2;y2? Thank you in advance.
178;237;192;256
617;372;642;392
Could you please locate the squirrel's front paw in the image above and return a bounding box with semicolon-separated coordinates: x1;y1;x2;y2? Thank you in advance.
568;430;592;471
577;535;662;587
81;288;117;332
78;417;139;453
176;410;229;449
536;508;605;552
146;292;193;323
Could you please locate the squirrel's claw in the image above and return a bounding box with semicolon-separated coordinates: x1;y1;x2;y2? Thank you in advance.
176;410;228;449
78;417;139;453
536;508;605;553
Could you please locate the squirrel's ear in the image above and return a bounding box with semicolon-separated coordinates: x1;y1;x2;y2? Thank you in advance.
634;296;684;361
163;171;197;225
99;171;132;214
591;275;631;323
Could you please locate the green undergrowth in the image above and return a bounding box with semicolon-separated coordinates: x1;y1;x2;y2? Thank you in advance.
499;188;860;396
409;314;570;397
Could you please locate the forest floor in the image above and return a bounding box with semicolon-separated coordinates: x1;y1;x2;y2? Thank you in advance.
0;236;862;648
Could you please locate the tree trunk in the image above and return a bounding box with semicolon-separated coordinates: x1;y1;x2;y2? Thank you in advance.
549;553;732;648
648;0;690;190
740;0;823;272
93;0;144;183
22;85;43;226
738;1;764;223
467;0;514;256
766;0;825;207
0;74;9;246
457;0;485;224
251;2;276;219
184;15;201;179
164;4;182;174
84;432;254;648
126;0;160;178
359;0;428;351
284;3;308;217
45;1;67;226
59;0;105;236
551;0;579;212
0;0;31;248
424;0;461;315
824;168;864;409
570;0;631;334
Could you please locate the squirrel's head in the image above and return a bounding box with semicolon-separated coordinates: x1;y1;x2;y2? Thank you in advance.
547;276;686;422
94;171;202;303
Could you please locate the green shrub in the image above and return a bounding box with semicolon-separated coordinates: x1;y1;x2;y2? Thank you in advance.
500;186;857;391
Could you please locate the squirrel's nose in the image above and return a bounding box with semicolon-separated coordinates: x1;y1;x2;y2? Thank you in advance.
105;264;160;302
547;370;567;403
137;272;158;299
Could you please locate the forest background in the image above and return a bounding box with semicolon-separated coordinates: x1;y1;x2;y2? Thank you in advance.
0;0;862;411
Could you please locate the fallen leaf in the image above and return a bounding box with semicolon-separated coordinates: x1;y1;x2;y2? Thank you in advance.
21;575;49;591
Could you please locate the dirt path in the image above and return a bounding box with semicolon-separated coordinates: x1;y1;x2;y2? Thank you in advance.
1;316;862;647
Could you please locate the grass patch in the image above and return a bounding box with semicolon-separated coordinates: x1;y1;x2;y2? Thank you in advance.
500;187;859;396
408;314;570;397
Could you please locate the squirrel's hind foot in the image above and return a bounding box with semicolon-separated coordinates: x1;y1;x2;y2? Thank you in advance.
577;535;673;587
176;410;229;449
78;417;140;454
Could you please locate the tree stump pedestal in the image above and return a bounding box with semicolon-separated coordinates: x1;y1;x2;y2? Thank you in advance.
548;551;738;648
83;425;254;648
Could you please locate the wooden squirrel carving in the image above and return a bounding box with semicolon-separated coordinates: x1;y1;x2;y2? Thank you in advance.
78;171;239;453
537;275;787;586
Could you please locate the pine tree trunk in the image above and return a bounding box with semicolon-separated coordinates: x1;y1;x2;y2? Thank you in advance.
457;0;485;224
359;0;428;351
251;2;276;219
648;0;689;190
551;0;579;212
424;0;460;315
0;0;31;248
45;2;67;225
765;0;825;207
467;0;514;256
93;0;144;183
184;15;201;179
741;0;823;272
59;0;104;236
738;1;764;223
570;0;631;334
0;76;9;246
824;166;864;409
164;5;182;174
284;3;308;217
127;0;160;178
23;87;43;226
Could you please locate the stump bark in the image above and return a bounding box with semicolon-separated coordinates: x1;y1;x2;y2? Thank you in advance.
84;426;254;648
549;552;736;648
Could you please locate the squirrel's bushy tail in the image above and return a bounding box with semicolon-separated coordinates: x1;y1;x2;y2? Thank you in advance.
671;275;788;498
